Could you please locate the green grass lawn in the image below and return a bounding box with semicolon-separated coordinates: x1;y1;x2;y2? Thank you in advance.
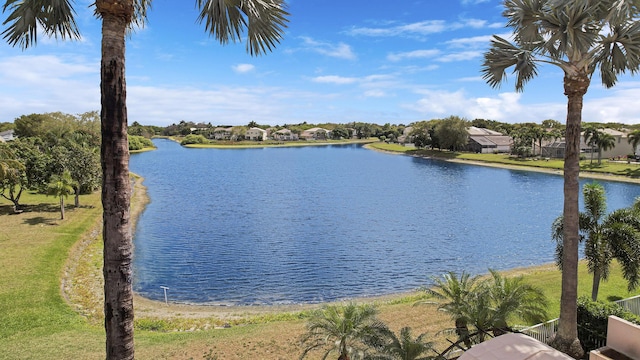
368;142;640;178
1;173;639;359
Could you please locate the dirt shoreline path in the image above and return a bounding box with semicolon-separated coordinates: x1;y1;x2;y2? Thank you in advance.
64;147;640;324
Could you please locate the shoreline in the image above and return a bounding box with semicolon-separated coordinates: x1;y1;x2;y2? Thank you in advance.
365;143;640;184
66;145;640;323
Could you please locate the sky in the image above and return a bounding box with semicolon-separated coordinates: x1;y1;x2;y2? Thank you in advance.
1;0;640;127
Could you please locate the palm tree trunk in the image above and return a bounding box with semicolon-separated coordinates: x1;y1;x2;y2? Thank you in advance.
550;73;587;359
59;196;65;220
97;1;135;359
591;269;601;301
455;318;472;348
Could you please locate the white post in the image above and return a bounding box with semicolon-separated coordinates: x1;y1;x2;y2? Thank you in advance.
160;286;169;305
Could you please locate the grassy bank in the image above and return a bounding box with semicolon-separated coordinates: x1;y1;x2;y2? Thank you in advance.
368;142;640;180
1;177;639;359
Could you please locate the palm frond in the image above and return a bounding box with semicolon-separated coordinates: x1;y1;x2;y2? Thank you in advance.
196;0;289;56
2;0;80;49
482;35;538;91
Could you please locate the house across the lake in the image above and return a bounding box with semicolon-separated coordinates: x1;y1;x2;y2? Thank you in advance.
466;126;512;154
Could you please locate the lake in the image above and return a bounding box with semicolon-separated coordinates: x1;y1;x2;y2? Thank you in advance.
129;139;640;305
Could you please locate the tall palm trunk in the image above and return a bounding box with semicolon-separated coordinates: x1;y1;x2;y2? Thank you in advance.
97;1;135;359
551;73;588;359
591;269;602;301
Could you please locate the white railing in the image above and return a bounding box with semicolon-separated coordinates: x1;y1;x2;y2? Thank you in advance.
615;294;640;316
519;318;559;343
518;294;639;346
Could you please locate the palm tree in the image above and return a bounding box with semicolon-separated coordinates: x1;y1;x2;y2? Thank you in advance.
365;326;436;360
482;269;548;335
2;1;288;358
552;182;640;301
418;271;480;348
595;132;616;165
529;125;550;157
627;129;640;158
583;125;601;164
482;1;640;357
300;303;385;360
46;170;76;220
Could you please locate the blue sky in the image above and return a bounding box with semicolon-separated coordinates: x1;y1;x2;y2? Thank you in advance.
1;0;640;127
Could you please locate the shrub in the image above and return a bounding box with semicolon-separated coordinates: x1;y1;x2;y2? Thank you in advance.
576;296;640;352
181;134;208;145
129;135;154;150
134;318;171;332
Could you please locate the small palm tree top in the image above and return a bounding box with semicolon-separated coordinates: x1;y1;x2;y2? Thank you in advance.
46;170;76;198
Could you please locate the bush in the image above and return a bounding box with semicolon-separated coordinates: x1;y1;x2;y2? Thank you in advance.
129;135;154;150
180;134;208;145
576;296;640;352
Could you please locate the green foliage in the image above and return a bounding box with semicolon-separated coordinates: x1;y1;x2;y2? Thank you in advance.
419;269;548;346
577;296;640;352
129;135;155;150
552;182;640;300
300;303;385;359
434;116;469;152
181;134;208;145
134;318;172;332
364;326;436;360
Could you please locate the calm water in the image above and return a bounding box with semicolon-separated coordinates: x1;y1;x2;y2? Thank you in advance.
130;139;640;305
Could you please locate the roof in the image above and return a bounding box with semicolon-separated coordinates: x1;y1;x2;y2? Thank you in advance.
468;126;503;136
458;333;574;360
469;136;497;146
469;135;512;147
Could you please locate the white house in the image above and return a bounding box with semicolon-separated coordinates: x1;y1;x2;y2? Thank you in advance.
246;127;267;141
273;129;298;141
300;127;331;140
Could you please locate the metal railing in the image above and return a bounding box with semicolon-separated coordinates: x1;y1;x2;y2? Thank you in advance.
615;294;640;316
519;318;559;343
518;294;640;346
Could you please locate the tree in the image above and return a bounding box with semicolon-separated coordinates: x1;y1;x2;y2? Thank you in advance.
552;182;640;301
481;269;548;335
583;125;601;164
300;303;384;360
595;132;616;165
529;125;549;157
419;271;480;348
481;1;640;357
2;1;289;358
364;326;436;360
46;170;76;220
627;129;640;157
0;144;25;212
434;116;469;152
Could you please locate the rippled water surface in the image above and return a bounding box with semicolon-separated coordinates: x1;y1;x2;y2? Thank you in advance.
130;139;640;305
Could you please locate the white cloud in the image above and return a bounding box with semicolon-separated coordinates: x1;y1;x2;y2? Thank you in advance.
461;0;491;4
311;75;359;85
364;89;386;97
387;49;441;62
298;37;357;60
437;50;484;62
232;64;255;73
349;18;498;38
